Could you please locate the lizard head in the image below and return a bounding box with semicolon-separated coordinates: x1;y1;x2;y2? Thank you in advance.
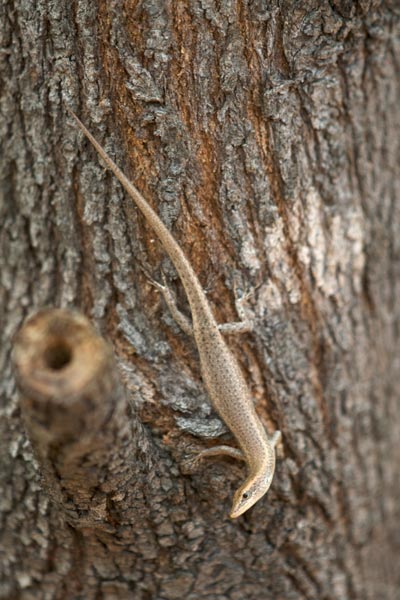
230;431;281;518
229;468;275;519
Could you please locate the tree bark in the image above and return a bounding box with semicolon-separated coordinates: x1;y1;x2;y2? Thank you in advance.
1;1;399;599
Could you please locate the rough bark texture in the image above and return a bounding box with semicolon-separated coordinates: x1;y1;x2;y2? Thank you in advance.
13;308;153;534
1;1;400;599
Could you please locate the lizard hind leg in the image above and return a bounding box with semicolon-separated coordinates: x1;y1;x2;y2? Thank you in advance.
144;270;194;336
218;321;253;334
218;284;254;335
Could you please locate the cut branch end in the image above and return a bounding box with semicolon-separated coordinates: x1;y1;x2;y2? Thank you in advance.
12;308;138;528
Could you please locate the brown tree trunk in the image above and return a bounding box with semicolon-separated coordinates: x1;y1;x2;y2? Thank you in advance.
1;2;399;599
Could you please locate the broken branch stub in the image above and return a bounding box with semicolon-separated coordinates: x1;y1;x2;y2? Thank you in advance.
13;308;139;529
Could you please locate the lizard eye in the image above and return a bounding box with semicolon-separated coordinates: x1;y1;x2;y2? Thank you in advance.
242;492;249;499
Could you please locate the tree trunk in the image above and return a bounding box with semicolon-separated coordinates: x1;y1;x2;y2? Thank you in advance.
1;2;399;599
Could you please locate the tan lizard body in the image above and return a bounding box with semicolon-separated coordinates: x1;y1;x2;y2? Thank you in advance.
68;109;281;518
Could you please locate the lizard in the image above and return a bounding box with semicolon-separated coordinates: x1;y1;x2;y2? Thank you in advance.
67;108;281;518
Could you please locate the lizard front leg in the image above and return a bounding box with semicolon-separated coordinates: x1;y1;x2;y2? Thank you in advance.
194;445;245;462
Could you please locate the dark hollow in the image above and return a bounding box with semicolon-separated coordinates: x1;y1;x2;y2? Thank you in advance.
44;341;73;371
